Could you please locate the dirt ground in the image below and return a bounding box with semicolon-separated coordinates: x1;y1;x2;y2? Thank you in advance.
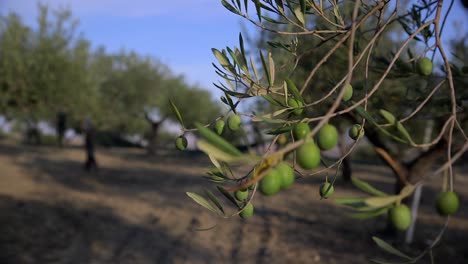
0;139;467;264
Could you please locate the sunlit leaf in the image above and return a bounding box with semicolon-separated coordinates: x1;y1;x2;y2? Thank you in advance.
197;140;239;162
195;122;243;157
364;195;399;208
268;52;275;86
399;184;415;198
293;6;305;26
212;48;235;74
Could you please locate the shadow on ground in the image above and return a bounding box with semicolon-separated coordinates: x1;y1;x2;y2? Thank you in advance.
0;195;211;264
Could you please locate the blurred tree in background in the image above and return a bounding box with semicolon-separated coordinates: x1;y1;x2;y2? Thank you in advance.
0;3;222;152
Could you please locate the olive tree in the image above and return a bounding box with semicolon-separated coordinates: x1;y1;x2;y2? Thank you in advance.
174;1;467;262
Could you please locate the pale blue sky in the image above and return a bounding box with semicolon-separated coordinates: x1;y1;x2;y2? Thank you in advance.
1;0;466;99
0;0;256;99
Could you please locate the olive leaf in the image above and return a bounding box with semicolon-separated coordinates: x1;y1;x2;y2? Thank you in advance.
197;140;239;162
379;109;397;124
259;50;272;87
350;206;390;219
204;189;225;215
334;197;366;205
186;192;224;216
268;52;275;86
371;236;412;260
262;95;285;107
254;0;262;21
212;48;235;74
221;0;241;15
265;125;292;135
196;123;242;157
285;79;304;103
169;99;184;128
293;6;305;25
364;195;399;208
217;186;240;208
351;177;388;197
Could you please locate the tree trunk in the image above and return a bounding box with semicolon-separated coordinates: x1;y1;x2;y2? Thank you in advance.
146;114;167;155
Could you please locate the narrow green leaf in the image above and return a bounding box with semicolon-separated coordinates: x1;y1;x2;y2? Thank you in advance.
265;125;293;135
275;0;284;14
224;91;236;112
379;109;397;124
351;177;388;197
250;56;259;82
205;189;225;215
364;195;399;208
398;184;415;198
285;79;304;103
212;48;235;74
195;122;242;157
258;108;290;120
372;236;413;260
354;104;378;124
259;3;276;12
261;16;288;24
396;122;415;145
227;47;240;68
186;192;223;215
254;0;262;21
225;90;253;98
268;52;275;86
234;48;248;73
293;6;305;25
354;104;408;144
235;0;241;9
217;186;240;208
350;206;390;219
334;197;366;205
221;0;241;15
169;99;184;128
299;0;306;14
331;2;344;25
259;50;272;87
239;33;247;67
197;140;238;162
252;115;288;124
202;174;226;183
262;95;284;107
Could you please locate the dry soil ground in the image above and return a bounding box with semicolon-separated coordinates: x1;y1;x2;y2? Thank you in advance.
0;140;467;264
